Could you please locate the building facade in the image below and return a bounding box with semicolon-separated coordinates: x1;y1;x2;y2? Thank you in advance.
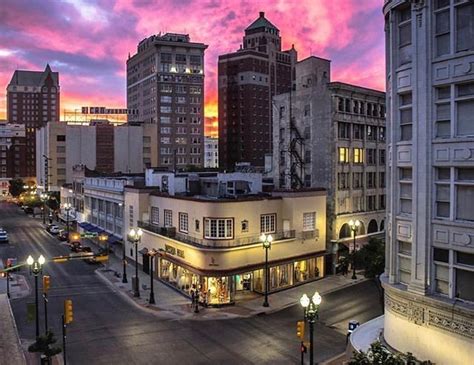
204;136;218;168
6;65;59;179
273;57;386;262
0;121;27;180
124;171;327;305
382;1;474;364
36;121;154;190
127;33;207;168
218;12;297;170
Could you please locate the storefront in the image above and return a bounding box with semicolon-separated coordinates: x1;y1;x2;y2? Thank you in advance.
158;254;325;307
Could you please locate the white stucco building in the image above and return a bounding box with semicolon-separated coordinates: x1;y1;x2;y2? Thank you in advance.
382;1;474;364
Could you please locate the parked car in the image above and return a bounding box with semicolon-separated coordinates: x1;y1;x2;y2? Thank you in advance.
0;229;8;243
70;242;83;252
47;225;60;235
58;230;69;241
23;206;34;214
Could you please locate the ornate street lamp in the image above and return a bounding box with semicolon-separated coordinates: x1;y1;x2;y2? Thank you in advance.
300;291;322;365
260;233;273;307
63;203;72;235
148;248;158;305
128;228;143;297
27;254;46;338
348;219;361;280
40;193;48;225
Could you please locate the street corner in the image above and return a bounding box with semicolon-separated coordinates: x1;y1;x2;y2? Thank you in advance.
9;274;31;300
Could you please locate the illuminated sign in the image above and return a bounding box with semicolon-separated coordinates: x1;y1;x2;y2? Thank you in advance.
81;107;138;115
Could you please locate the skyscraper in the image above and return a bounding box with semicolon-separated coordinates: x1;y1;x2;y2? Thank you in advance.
218;12;297;170
382;1;474;364
127;33;207;169
6;64;60;179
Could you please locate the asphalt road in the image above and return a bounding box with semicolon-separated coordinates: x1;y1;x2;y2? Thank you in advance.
0;202;383;364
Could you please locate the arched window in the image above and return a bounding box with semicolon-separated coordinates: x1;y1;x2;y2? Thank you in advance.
380;220;385;231
339;223;351;239
368;219;378;234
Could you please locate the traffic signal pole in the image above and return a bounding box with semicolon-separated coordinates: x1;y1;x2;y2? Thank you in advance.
44;293;48;334
62;315;67;365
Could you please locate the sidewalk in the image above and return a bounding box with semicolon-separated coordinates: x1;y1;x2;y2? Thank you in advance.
92;241;367;320
0;273;30;299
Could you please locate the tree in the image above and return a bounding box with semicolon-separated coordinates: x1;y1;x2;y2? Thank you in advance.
356;237;385;279
8;178;25;197
28;330;62;361
349;341;433;365
46;191;60;211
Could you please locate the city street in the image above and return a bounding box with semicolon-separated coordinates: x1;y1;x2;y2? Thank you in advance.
1;202;383;364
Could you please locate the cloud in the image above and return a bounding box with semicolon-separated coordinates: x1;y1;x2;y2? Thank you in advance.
0;0;385;132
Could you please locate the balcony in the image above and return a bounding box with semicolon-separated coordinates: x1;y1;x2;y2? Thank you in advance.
137;220;296;249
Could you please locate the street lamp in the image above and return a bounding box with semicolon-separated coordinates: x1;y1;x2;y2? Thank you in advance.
40;193;48;225
99;233;109;269
63;203;72;235
260;233;273;307
148;248;158;305
128;228;143;298
27;254;46;338
348;219;361;280
300;291;322;365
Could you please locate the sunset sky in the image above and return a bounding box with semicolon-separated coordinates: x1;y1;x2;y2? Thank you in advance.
0;0;385;136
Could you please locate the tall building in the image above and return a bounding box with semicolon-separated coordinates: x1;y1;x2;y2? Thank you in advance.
204;136;218;168
127;33;207;169
273;57;386;266
0;121;27;180
382;1;474;364
6;65;60;179
36;121;157;190
218;12;297;170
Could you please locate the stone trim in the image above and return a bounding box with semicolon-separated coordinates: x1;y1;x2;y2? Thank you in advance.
385;288;474;340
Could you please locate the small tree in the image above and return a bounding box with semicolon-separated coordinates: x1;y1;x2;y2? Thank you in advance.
357;237;385;279
349;341;433;365
28;330;62;360
9;178;25;197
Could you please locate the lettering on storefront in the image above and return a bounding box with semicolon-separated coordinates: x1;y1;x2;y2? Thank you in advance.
165;244;176;255
177;249;185;259
209;256;219;267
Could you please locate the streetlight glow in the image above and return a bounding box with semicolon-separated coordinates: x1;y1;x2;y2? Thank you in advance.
313;291;322;305
38;255;46;265
137;228;143;237
27;255;34;266
129;228;136;237
300;293;310;308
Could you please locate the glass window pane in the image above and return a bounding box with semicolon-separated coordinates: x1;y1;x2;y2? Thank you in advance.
400;199;412;213
457;185;474;221
436;33;450;56
457;251;474;266
456;4;474;52
399;23;411;46
399;256;411;271
437;86;451;100
436;121;451;137
398;241;411;255
437;168;450;180
456;269;474;301
401;125;412;140
435;0;450;9
436;11;450;34
457;82;474;97
457;100;474;135
437;202;450;217
436;103;450;120
400;184;412;198
436;184;450;201
400;109;412;123
434;248;449;262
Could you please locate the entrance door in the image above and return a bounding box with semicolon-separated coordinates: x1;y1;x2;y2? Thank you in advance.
283;219;291;238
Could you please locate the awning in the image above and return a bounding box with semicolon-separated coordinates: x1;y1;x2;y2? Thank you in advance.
108;235;122;244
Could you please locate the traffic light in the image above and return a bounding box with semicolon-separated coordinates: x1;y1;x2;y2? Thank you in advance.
296;320;305;340
300;342;307;353
42;275;50;293
64;299;73;324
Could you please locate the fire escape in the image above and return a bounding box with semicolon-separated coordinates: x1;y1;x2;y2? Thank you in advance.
289;116;305;189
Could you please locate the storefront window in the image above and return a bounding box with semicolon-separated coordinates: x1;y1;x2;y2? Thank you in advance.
294;257;324;283
159;258;199;296
201;277;232;305
269;263;293;290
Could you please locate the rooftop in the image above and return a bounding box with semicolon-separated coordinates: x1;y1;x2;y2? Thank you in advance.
246;11;279;32
8;64;59;87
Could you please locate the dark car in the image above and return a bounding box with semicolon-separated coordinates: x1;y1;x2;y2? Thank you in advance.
70;242;83;252
24;206;34;214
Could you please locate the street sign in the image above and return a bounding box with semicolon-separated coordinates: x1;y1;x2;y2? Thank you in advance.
80;232;98;238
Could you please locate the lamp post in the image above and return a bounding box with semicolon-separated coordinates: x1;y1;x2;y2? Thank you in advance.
260;233;273;307
63;203;72;235
99;233;109;269
40;193;48;225
348;219;361;280
300;291;322;365
148;249;158;305
26;254;46;338
128;228;143;297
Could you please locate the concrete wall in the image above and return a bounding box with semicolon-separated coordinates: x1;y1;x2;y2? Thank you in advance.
114;126;143;174
66;125;96;183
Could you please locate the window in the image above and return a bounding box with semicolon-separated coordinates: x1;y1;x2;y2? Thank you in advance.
195;219;200;232
179;212;188;233
56;135;66;142
260;214;276;234
366;195;376;211
366;125;376;141
160;96;172;103
164;210;172;227
435;2;450;56
398;240;411;285
204;218;233;239
400;168;412;214
379;195;386;210
399;93;413;141
379;172;386;188
433;247;449;296
436;87;451;137
353;148;363;164
241;220;248;232
456;2;474;53
367;149;376;165
353;124;364;140
151;207;159;225
338;123;350;139
353;172;364;189
379;149;386;165
338;173;349;190
175;54;187;63
367;172;377;189
398;6;412;65
160;106;171;113
339;147;349;163
456;83;474;136
303;212;316;232
379;127;386;141
304;104;311;117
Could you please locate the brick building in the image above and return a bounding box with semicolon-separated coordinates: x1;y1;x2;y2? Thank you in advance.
6;65;59;180
218;12;297;170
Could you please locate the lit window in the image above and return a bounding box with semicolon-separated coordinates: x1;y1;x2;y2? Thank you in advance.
353;148;364;164
303;212;316;232
260;214;276;234
179;212;188;233
338;147;349;163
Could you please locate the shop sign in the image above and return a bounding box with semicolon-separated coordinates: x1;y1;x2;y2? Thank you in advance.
177;249;185;259
209;257;219;267
165;244;176;255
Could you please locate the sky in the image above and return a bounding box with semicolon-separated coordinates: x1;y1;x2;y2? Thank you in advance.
0;0;386;137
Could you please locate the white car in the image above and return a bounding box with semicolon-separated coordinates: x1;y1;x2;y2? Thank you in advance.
49;225;61;235
0;230;8;243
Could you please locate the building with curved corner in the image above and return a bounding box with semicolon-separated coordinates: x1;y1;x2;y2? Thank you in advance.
382;1;474;364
